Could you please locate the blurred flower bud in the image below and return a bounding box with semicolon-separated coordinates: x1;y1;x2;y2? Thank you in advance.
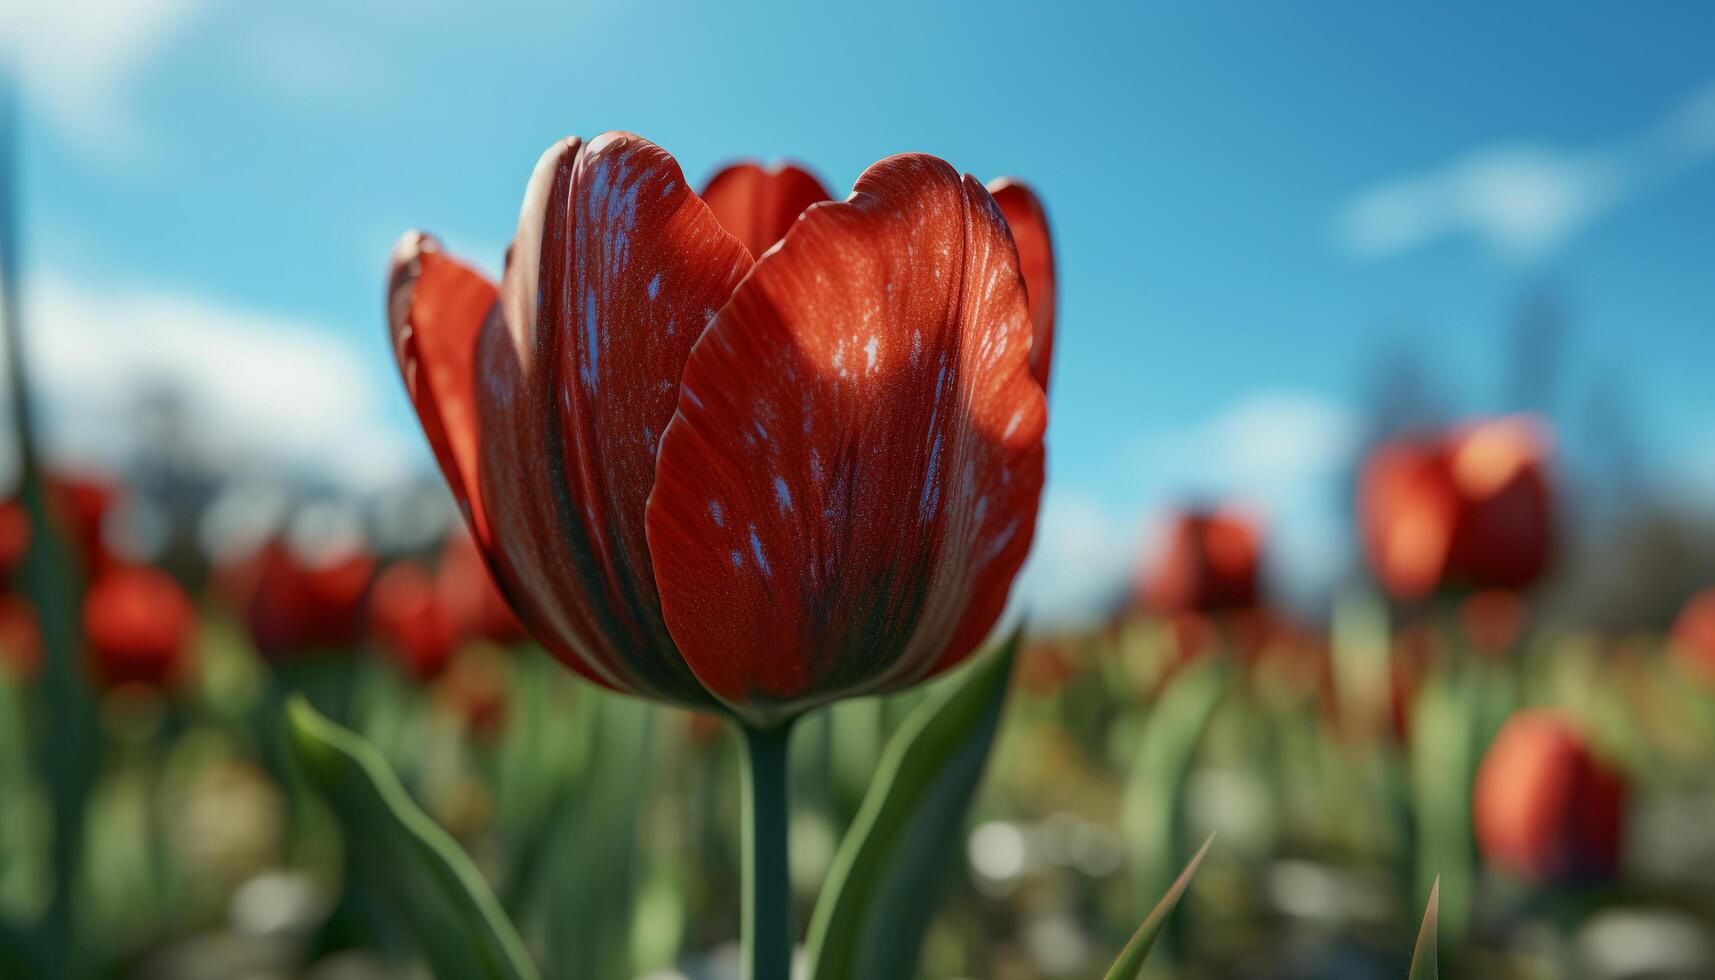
371;560;459;681
1474;709;1624;884
83;565;194;691
1136;508;1262;614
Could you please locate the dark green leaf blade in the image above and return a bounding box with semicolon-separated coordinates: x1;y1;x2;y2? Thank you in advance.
1409;877;1440;980
285;697;539;980
1104;834;1214;980
804;630;1020;980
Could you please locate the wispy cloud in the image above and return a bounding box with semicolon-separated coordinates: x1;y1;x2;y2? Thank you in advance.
6;273;419;491
1;0;208;153
1008;491;1142;630
1130;391;1360;500
1334;81;1715;262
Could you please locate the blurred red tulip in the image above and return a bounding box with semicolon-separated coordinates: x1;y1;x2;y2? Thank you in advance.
390;133;1049;726
50;475;119;577
1670;587;1715;681
229;540;375;660
1137;509;1262;614
1445;416;1554;591
0;501;29;590
1359;416;1554;599
1473;709;1625;884
437;531;526;646
1359;439;1456;601
82;565;194;691
0;476;120;586
372;560;460;680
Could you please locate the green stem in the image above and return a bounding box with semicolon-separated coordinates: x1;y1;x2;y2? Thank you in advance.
740;721;794;980
2;73;97;980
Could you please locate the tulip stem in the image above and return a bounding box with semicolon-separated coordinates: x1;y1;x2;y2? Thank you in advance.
740;721;794;980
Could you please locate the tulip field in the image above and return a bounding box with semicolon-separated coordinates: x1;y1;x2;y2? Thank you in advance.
5;16;1715;979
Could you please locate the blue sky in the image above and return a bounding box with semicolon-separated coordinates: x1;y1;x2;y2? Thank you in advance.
9;1;1715;622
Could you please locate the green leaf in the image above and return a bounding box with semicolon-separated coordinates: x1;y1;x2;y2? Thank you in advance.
545;691;651;980
804;630;1020;980
285;697;539;980
1408;877;1439;980
1122;659;1223;930
1103;834;1214;980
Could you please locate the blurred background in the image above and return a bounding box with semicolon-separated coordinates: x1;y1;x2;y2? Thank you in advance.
1;2;1714;978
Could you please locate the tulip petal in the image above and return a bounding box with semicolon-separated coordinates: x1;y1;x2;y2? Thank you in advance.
477;134;753;706
388;233;499;544
649;154;1046;725
987;179;1055;389
701;161;832;260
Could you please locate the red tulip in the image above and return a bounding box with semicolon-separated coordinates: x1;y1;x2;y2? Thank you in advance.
0;476;120;584
1136;508;1262;614
1473;709;1624;884
1671;588;1715;682
0;500;29;590
1359;439;1456;601
700;161;831;259
228;539;375;660
986;179;1055;390
437;530;526;646
389;133;1050;726
1445;416;1553;590
50;475;119;577
372;560;460;680
83;565;194;691
1359;416;1554;599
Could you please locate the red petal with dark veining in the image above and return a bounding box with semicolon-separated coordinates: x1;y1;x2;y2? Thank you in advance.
701;161;832;260
988;178;1056;389
474;133;753;708
648;153;1046;726
387;234;498;544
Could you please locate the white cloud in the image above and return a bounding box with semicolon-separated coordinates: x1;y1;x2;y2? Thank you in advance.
0;0;208;153
1131;391;1360;500
1668;429;1715;517
4;273;420;492
1007;491;1141;631
1335;81;1715;262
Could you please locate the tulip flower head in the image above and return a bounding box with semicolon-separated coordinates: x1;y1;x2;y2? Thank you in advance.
52;475;119;578
83;565;194;691
372;560;461;680
0;500;28;591
389;133;1051;727
1473;709;1625;884
1137;508;1262;615
229;537;375;661
1359;416;1554;600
